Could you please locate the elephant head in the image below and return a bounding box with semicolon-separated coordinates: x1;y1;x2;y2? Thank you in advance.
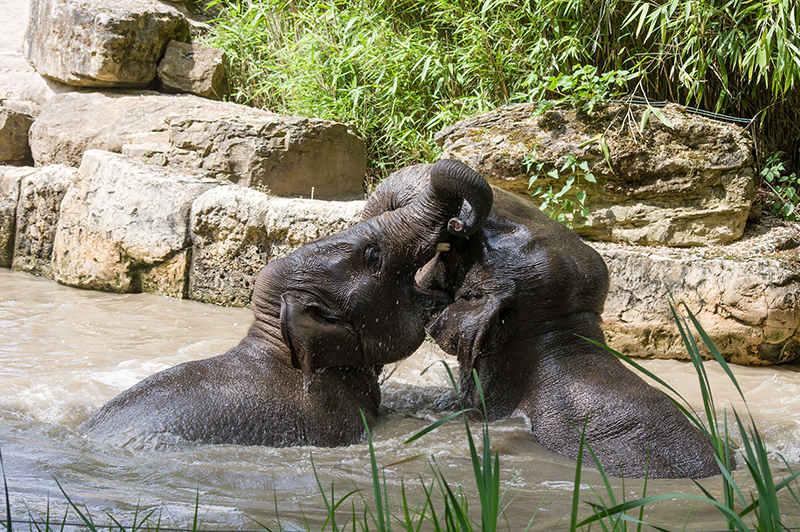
369;162;722;479
250;158;494;383
80;159;494;448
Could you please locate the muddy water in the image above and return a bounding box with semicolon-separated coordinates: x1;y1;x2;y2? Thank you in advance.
2;269;800;530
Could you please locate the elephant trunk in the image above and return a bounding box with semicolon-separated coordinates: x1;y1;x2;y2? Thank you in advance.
364;160;493;244
429;159;493;238
376;160;493;270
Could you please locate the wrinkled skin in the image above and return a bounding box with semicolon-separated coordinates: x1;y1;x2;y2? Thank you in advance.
365;163;721;478
80;160;493;447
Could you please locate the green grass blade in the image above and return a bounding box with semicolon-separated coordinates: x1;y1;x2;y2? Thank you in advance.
419;478;444;532
104;511;126;532
191;487;200;532
635;456;650;532
53;477;97;532
581;437;617;509
360;410;387;532
433;467;472;532
682;303;746;402
577;494;750;530
403;409;473;444
569;416;589;531
310;456;334;530
0;449;10;532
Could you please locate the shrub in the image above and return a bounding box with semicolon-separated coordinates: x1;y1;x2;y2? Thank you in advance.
205;0;800;174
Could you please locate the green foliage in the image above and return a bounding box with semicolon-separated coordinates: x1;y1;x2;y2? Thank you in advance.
524;151;597;227
205;0;800;173
204;0;558;174
534;66;636;116
621;0;800;108
760;152;799;220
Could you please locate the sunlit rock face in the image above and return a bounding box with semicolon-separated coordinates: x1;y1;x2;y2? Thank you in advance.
0;167;37;267
11;165;77;279
595;220;800;365
52;150;217;297
24;0;190;87
157;40;228;99
28;91;367;200
436;102;755;247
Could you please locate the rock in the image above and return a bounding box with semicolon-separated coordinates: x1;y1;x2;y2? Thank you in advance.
29;91;168;166
0;101;33;164
24;0;190;88
595;219;800;365
189;185;364;306
0;0;73;116
12;165;77;278
52;150;217;297
30;91;366;199
0;166;37;267
437;103;755;247
157;40;227;99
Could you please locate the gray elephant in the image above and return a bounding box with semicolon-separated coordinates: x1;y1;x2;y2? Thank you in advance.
364;162;721;478
80;160;493;448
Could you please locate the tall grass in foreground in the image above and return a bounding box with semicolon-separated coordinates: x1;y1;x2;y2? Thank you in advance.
3;302;800;530
578;300;800;531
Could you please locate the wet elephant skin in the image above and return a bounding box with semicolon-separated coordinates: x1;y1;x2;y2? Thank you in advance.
367;163;721;478
80;160;494;448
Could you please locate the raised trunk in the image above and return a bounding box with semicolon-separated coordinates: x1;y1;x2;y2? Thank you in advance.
372;160;494;268
364;160;494;239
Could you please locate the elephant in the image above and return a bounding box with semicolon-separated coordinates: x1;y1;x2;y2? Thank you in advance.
363;162;722;478
79;160;494;448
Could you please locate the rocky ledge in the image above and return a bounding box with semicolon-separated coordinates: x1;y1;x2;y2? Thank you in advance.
437;102;755;247
595;219;799;365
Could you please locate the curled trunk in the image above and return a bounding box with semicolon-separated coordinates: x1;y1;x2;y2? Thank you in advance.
364;160;493;238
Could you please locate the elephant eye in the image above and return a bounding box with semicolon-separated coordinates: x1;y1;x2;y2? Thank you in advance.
364;244;382;271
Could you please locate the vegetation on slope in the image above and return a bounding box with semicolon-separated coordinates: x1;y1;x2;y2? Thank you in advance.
205;0;800;183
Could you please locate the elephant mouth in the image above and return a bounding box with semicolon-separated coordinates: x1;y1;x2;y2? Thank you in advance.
412;275;452;313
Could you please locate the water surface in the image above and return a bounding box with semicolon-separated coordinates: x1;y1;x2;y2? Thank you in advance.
2;269;799;530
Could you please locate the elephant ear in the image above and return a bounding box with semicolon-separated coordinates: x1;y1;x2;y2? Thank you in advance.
280;292;364;385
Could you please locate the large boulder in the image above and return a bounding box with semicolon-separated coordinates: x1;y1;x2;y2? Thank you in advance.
0;166;37;267
189;186;364;306
52;150;217;297
0;0;73;116
29;91;367;199
24;0;190;88
595;220;800;365
157;40;227;99
0;101;34;164
437;103;755;247
12;165;77;278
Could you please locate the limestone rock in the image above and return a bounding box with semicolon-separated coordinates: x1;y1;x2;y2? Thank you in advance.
30;91;366;199
0;101;33;164
189;186;364;306
0;166;37;267
157;40;227;99
0;0;73;116
52;150;217;297
595;220;800;365
437;103;755;247
12;165;77;278
29;91;168;166
24;0;190;87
